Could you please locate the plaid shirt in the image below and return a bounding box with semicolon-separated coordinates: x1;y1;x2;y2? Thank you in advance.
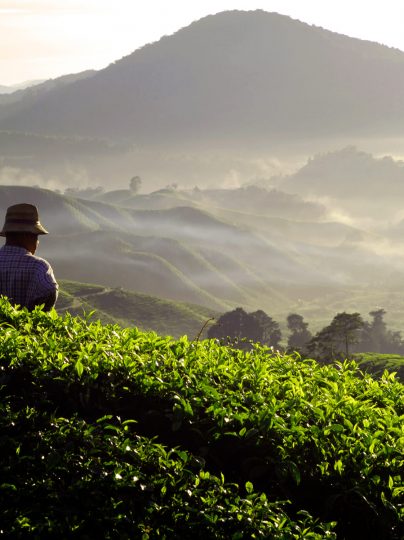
0;245;58;310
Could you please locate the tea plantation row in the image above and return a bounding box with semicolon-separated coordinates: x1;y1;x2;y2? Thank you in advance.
0;299;403;539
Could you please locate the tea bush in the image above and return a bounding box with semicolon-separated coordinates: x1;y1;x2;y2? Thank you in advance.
0;298;403;539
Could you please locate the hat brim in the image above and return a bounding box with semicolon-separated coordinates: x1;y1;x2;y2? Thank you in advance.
0;222;49;236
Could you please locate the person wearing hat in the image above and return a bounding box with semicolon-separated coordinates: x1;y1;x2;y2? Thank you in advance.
0;203;58;311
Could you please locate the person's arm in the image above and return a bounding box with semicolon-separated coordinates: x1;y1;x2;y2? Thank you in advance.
33;290;58;312
31;259;58;311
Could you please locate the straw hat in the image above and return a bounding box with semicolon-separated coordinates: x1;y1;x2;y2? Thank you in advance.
0;203;49;236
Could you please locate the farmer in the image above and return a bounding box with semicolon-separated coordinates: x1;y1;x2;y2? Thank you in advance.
0;203;58;311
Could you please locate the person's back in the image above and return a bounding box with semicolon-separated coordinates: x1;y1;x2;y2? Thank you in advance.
0;204;58;311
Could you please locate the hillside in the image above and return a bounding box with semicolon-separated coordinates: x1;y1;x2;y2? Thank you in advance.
2;184;404;329
0;300;403;538
0;71;95;113
57;279;218;339
280;146;404;221
1;10;404;144
0;185;306;312
0;79;45;96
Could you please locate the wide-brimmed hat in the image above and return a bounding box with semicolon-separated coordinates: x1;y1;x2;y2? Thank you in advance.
0;203;49;236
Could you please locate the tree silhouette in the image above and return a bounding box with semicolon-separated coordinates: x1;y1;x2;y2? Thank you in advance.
129;176;142;193
208;308;281;350
308;312;364;361
287;313;312;352
359;309;404;354
208;308;262;349
251;310;282;349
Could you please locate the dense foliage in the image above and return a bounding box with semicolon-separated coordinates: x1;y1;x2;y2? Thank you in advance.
0;298;403;538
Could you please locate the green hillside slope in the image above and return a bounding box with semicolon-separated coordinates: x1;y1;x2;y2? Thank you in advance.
0;186;293;311
2;184;404;329
0;300;403;538
57;279;219;338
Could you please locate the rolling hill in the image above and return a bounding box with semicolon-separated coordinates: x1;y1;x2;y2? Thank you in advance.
0;185;295;312
2;184;404;331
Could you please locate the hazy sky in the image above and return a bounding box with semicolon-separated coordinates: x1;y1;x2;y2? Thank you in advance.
1;0;404;86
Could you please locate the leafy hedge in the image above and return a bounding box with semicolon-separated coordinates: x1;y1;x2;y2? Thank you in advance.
0;298;403;539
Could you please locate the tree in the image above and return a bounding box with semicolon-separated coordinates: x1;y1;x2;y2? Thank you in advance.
208;308;262;349
208;308;282;350
129;176;142;193
369;309;387;352
359;309;404;354
359;309;386;352
308;312;364;361
251;310;282;349
287;313;312;352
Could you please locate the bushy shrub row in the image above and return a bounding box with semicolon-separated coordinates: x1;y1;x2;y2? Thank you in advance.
1;299;403;538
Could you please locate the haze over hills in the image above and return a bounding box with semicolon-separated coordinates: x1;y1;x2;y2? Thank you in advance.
280;146;404;221
2;182;404;331
0;185;291;312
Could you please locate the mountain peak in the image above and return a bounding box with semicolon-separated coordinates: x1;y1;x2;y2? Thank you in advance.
1;9;404;144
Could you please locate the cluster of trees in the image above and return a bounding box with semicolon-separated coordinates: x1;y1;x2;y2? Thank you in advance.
308;309;404;361
208;307;404;359
207;307;308;351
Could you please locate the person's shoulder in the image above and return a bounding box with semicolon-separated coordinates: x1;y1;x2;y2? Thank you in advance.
30;254;53;270
31;254;58;287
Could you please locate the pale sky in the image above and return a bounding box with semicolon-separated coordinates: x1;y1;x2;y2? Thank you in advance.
1;0;404;86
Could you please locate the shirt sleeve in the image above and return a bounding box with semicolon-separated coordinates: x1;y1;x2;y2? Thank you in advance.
34;260;58;300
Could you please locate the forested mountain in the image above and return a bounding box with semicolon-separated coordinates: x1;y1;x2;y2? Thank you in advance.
1;10;404;143
2;10;404;190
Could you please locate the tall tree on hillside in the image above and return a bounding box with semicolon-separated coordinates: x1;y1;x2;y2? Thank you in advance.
369;309;387;352
332;312;364;357
251;310;282;349
359;309;404;354
287;313;312;352
359;309;386;352
208;307;262;349
129;176;142;194
308;312;364;362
